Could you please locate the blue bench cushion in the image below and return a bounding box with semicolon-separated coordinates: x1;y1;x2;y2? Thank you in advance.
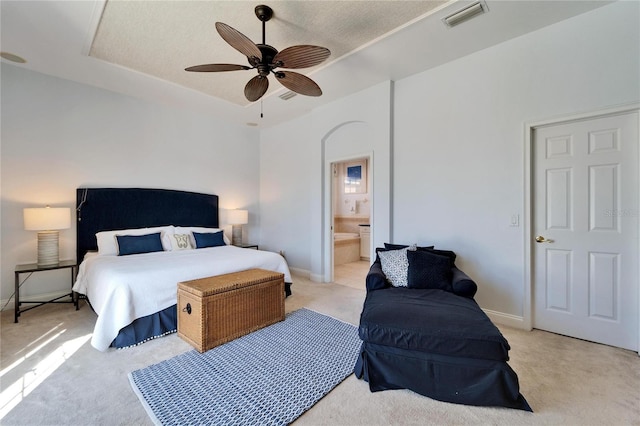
358;287;511;362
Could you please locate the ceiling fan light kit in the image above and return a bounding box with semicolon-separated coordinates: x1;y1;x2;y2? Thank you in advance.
186;4;330;103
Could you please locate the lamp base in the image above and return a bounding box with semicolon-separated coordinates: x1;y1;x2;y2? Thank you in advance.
232;225;243;246
37;231;60;266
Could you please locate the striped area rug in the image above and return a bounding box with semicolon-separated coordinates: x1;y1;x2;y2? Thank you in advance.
129;308;361;425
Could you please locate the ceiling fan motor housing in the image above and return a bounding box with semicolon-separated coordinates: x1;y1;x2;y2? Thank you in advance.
251;44;278;76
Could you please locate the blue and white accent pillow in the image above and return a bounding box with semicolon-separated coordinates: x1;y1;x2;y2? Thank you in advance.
170;234;192;250
379;247;413;287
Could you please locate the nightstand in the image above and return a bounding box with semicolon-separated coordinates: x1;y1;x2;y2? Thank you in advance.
14;260;78;323
236;244;258;250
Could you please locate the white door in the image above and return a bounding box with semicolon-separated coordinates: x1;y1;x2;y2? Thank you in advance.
533;111;639;351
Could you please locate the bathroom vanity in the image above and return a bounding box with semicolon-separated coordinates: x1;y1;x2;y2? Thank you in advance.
359;224;370;261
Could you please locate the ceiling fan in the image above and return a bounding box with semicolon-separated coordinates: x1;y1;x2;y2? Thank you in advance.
185;4;331;103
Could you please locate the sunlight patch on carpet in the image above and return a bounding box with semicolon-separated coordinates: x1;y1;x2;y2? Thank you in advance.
0;331;92;420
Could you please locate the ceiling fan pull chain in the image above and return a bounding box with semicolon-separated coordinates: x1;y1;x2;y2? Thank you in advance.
260;99;264;118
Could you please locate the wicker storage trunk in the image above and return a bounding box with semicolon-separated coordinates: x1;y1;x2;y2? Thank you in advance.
177;268;285;353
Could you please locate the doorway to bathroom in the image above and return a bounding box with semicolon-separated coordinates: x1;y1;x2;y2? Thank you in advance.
331;156;371;289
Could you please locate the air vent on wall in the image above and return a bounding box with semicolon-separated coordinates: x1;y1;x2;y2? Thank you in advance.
279;91;297;101
442;1;488;28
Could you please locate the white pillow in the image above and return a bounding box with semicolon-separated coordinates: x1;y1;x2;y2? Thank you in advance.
96;226;174;256
379;247;410;287
174;226;231;246
169;233;193;250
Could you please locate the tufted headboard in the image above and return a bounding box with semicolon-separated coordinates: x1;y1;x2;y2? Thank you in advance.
76;188;219;262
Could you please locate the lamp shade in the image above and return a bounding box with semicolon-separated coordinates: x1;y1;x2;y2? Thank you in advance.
227;209;248;225
24;207;71;231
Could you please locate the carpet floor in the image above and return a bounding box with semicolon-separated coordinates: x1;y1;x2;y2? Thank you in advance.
1;272;639;425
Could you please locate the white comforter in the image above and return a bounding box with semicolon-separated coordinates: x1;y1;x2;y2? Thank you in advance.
73;246;292;351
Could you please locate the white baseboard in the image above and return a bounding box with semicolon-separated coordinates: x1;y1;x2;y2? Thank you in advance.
0;298;14;311
483;308;527;330
288;267;311;279
1;290;73;312
309;272;324;282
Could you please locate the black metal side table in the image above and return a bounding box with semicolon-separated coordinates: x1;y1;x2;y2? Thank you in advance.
14;260;78;323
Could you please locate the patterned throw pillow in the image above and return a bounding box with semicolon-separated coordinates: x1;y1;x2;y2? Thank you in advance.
170;234;192;250
379;247;411;287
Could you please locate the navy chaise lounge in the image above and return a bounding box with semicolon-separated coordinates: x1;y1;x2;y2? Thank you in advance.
353;245;532;411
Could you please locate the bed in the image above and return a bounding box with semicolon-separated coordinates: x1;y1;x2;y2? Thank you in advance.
72;188;292;351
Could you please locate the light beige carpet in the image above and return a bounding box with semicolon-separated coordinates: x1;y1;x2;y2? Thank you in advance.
1;272;639;425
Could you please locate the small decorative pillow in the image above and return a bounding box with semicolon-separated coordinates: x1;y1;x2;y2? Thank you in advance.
193;231;226;249
174;226;231;246
379;247;411;287
116;232;164;256
384;243;434;251
170;234;192;250
406;249;453;291
375;244;417;264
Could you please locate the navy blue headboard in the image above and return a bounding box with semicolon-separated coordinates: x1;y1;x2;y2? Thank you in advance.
76;188;219;262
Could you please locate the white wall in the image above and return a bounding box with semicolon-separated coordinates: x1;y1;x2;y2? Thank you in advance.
259;1;639;322
393;1;639;320
260;81;392;280
1;65;260;305
259;113;314;272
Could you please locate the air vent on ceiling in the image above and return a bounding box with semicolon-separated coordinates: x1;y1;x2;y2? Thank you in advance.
442;1;488;28
0;51;27;63
279;91;297;101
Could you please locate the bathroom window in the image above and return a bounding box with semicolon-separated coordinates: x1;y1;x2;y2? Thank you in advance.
344;159;367;194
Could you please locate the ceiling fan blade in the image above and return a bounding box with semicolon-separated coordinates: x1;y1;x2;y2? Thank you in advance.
244;75;269;102
215;22;262;61
185;64;250;72
273;45;331;69
275;71;322;97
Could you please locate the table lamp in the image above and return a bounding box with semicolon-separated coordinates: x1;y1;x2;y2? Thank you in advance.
24;206;71;266
227;209;248;246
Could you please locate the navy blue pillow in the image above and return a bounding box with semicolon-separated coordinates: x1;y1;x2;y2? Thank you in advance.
193;231;226;248
116;232;164;256
384;243;435;251
384;243;457;263
406;249;453;291
424;248;457;262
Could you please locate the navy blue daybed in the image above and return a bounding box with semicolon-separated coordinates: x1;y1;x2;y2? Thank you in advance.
353;245;531;411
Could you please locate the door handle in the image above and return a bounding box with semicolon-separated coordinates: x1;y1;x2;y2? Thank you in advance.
535;235;553;243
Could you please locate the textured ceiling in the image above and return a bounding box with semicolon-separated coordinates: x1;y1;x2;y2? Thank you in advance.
89;1;445;106
1;1;615;127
